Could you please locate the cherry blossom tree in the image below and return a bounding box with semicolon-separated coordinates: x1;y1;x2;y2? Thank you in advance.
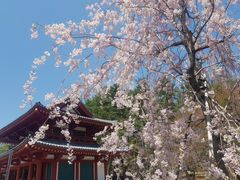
25;0;240;179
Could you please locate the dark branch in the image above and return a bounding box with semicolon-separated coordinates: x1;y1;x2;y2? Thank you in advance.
195;39;225;52
194;1;215;44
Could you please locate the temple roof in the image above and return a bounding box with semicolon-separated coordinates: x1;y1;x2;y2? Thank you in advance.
0;103;48;143
0;102;114;144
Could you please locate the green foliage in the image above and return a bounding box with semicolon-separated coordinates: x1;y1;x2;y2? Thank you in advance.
85;85;129;121
157;84;185;112
86;82;184;122
0;144;11;154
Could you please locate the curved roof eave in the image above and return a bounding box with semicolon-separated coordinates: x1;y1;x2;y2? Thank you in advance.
0;102;48;138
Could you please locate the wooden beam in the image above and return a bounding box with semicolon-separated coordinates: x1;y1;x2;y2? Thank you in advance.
54;154;63;160
12;159;20;166
20;155;32;162
76;155;84;161
34;152;47;159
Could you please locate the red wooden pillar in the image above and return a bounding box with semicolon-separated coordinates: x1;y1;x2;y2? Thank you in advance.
16;166;20;180
27;163;33;180
51;161;58;180
36;161;42;180
104;162;107;178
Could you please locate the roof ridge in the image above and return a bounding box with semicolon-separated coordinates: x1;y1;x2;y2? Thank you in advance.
78;115;116;124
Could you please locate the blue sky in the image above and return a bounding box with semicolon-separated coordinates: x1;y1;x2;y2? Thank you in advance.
0;0;95;128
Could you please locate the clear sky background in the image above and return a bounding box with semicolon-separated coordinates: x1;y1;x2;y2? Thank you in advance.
0;0;95;128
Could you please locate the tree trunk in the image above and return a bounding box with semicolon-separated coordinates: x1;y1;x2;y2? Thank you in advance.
180;3;230;177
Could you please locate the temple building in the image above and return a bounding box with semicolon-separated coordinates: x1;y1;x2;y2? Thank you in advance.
0;102;114;180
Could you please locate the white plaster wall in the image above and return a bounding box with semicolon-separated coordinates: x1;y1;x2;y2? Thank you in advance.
97;162;105;180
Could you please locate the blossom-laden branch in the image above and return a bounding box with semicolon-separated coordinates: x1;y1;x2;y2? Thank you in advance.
26;0;240;178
